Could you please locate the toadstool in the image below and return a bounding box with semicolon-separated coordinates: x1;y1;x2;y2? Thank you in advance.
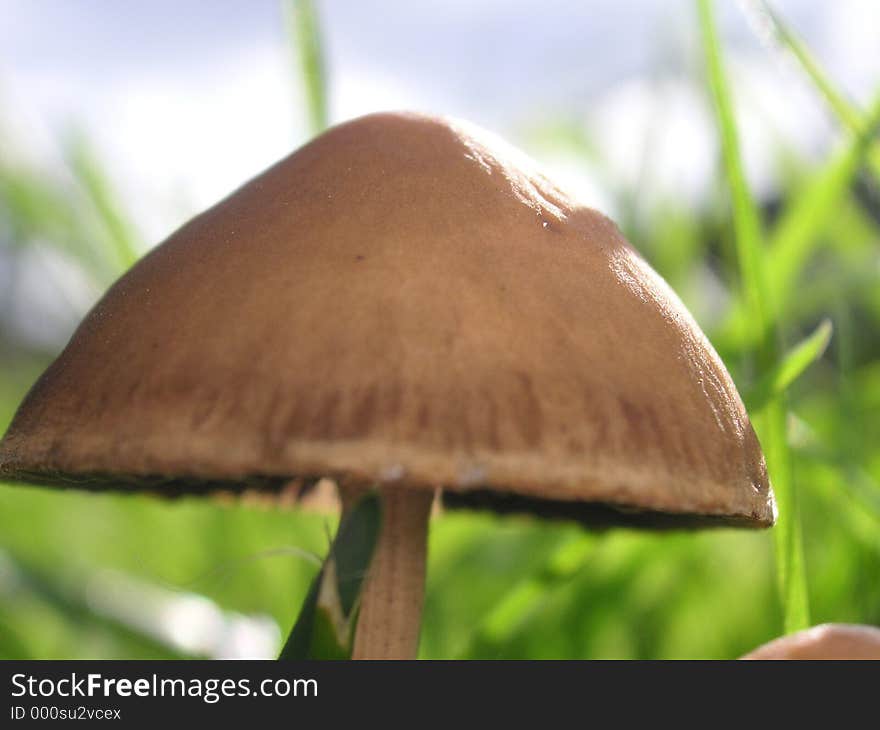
742;624;880;660
0;111;774;659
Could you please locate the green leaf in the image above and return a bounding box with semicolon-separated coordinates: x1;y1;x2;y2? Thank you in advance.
747;319;833;411
279;492;381;659
333;492;381;616
277;564;324;659
282;0;329;136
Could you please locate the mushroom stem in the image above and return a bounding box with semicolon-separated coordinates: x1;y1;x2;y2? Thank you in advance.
344;484;433;660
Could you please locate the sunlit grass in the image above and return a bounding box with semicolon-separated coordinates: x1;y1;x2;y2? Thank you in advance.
698;0;809;633
282;0;329;136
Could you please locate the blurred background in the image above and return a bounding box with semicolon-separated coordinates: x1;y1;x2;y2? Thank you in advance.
1;0;879;658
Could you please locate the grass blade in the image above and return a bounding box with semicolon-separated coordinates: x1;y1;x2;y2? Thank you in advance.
0;162;113;285
64;129;140;270
740;0;880;181
698;0;773;350
747;318;833;410
766;96;880;299
698;0;809;633
761;399;809;632
282;0;329;136
741;0;859;128
717;94;880;348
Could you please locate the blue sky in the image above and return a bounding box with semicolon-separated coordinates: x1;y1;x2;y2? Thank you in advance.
2;1;877;232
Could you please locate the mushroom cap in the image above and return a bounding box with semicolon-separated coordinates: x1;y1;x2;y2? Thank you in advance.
742;624;880;660
0;112;774;527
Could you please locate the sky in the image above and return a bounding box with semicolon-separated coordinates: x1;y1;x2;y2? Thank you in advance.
3;1;879;227
1;0;879;345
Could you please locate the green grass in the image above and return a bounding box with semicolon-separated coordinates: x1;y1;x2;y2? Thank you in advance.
282;0;329;136
746;319;832;411
63;129;141;271
1;0;880;658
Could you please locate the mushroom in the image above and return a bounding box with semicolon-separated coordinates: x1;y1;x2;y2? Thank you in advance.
0;111;774;659
742;624;880;660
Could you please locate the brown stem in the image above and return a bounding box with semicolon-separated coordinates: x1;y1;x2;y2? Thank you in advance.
343;484;433;660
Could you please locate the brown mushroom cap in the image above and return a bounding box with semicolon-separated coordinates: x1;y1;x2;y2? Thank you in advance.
742;624;880;659
0;111;774;527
